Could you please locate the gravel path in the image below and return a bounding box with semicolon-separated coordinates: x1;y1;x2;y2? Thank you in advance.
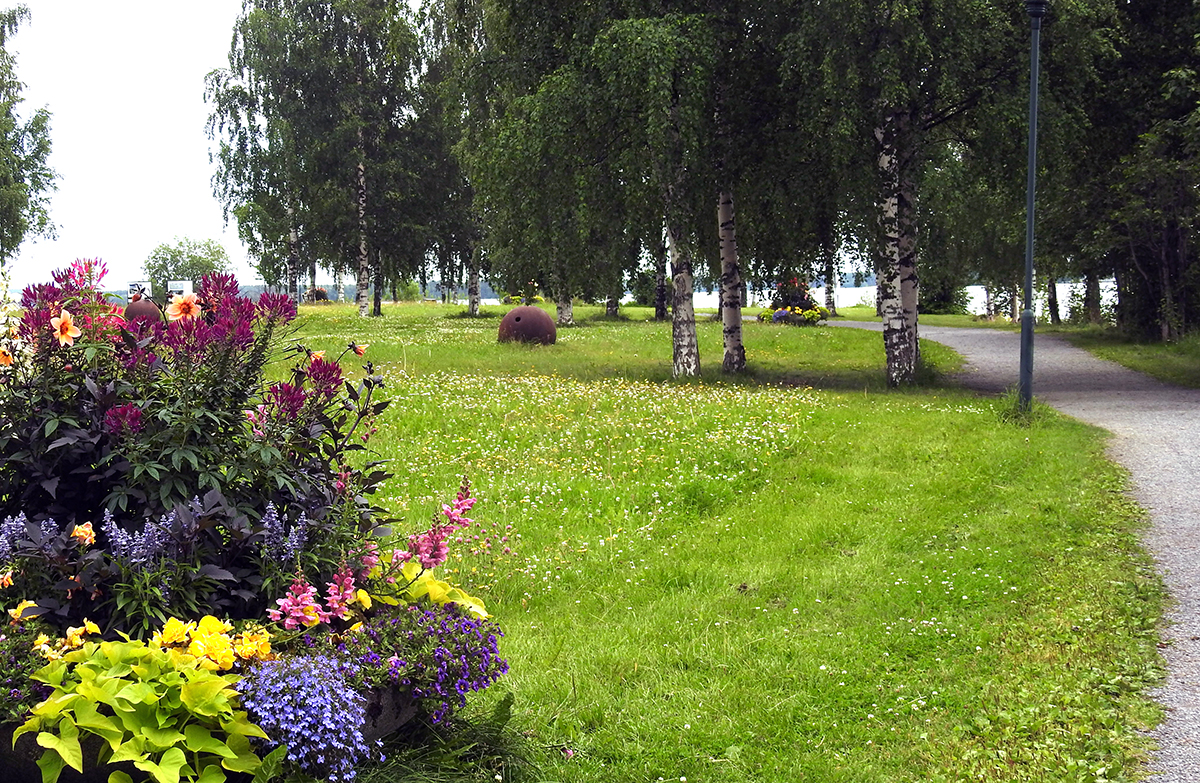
833;321;1200;780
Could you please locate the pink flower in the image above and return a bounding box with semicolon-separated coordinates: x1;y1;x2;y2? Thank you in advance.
323;566;357;620
267;575;330;630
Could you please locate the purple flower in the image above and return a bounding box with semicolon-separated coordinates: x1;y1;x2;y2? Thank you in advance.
239;654;374;782
305;359;344;405
104;403;144;437
257;292;297;323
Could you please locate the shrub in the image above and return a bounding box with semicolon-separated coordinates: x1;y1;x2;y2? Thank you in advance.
0;260;392;635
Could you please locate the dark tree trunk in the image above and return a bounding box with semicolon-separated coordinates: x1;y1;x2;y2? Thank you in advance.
1085;271;1102;325
1047;276;1061;325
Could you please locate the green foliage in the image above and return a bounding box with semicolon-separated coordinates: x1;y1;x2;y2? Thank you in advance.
13;637;265;783
141;238;231;305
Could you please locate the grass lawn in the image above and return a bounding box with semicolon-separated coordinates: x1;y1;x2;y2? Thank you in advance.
290;302;1163;782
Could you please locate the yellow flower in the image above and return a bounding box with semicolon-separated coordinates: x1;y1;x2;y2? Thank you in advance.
166;292;201;321
32;633;51;648
50;309;82;347
64;626;86;649
153;617;195;647
354;589;372;610
83;619;100;635
8;599;36;624
188;632;235;670
196;615;233;636
233;630;272;661
71;522;95;546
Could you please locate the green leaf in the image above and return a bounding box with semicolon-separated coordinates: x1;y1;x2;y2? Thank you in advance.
36;749;66;783
108;735;146;764
72;700;125;749
183;725;235;759
180;679;231;717
107;772;135;783
114;681;157;706
36;720;83;773
138;725;186;751
250;744;287;783
134;746;187;783
195;763;227;783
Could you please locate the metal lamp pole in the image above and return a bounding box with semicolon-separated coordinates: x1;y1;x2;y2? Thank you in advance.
1019;0;1047;411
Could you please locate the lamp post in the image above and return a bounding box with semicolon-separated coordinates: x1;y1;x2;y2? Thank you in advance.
1019;0;1047;411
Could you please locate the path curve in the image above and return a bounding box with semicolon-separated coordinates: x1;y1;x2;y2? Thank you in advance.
832;321;1200;780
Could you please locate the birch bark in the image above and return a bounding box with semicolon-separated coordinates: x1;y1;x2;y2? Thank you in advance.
718;189;745;373
875;112;920;386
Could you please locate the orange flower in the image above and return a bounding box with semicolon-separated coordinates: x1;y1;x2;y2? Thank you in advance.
71;522;95;546
0;570;12;588
352;343;368;357
310;350;326;362
50;309;82;347
0;347;11;366
166;292;201;321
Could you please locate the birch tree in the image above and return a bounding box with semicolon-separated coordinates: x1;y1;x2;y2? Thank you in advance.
207;0;419;314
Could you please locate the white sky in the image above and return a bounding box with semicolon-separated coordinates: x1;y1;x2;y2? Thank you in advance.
7;1;263;291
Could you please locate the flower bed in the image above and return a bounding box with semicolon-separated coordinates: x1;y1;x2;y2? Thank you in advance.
0;261;507;783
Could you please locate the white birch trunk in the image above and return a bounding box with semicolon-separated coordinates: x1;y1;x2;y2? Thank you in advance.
355;155;370;318
468;245;481;316
555;281;574;326
334;268;345;302
667;221;700;377
875;114;920;386
718;189;745;373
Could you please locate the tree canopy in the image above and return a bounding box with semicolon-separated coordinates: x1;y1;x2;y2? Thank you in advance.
0;5;55;268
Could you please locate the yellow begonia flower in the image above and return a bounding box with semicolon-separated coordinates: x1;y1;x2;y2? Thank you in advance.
196;615;232;636
188;633;236;671
70;522;95;546
156;617;195;646
83;619;100;635
233;631;272;661
8;599;36;624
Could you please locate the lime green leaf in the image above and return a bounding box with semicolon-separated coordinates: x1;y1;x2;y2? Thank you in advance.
36;720;83;773
115;681;157;706
181;679;231;716
108;735;147;764
195;763;227;783
107;772;135;783
13;714;42;746
36;749;66;783
134;746;186;783
183;725;235;758
138;724;186;750
72;701;125;749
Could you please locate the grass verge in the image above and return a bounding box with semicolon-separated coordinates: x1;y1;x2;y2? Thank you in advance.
292;302;1165;782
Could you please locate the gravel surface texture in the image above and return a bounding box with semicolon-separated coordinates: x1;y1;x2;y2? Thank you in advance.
834;321;1199;780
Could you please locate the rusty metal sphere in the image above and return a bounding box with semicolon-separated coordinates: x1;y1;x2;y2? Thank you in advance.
498;305;556;345
123;296;163;324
